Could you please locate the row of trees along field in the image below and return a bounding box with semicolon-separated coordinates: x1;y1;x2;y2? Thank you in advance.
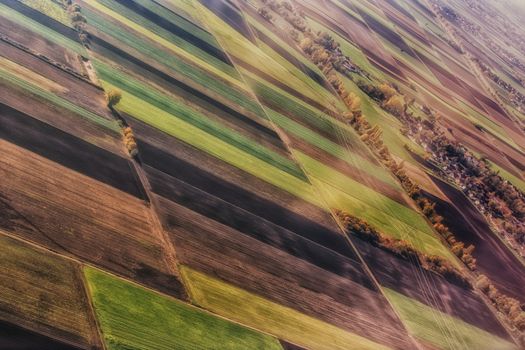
336;210;471;289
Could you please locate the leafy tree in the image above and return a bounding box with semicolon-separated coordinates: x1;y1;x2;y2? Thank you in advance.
106;89;122;107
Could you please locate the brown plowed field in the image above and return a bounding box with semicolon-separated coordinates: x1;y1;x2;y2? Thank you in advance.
148;166;367;279
127;116;341;233
0;16;82;74
0;234;98;349
0;41;110;118
0;80;123;155
0;139;185;298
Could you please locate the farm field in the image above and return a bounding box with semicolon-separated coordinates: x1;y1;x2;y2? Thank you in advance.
1;0;524;349
85;267;283;350
181;266;394;350
383;288;517;350
0;232;98;349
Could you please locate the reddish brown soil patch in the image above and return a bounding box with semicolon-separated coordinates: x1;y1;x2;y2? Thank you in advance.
357;8;417;59
363;46;408;81
418;53;486;112
444;117;525;172
385;11;431;47
383;0;417;22
437;51;482;89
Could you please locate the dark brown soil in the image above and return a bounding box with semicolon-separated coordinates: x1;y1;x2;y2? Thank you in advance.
136;139;355;259
279;340;308;350
363;46;407;80
0;320;84;350
0;79;123;155
358;8;417;59
0;103;145;199
127;116;339;231
385;0;416;21
148;166;370;282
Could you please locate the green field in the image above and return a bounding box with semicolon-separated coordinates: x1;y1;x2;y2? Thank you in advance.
101;80;322;206
266;108;401;188
84;267;283;350
1;0;522;349
94;0;239;79
488;160;525;192
192;1;340;109
246;72;349;135
338;74;426;160
295;150;418;217
181;266;391;350
383;288;518;350
94;60;306;180
247;13;323;77
84;0;243;90
315;179;460;263
82;6;266;119
20;0;72;27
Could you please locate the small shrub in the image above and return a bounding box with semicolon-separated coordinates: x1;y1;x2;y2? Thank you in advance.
106;89;122;107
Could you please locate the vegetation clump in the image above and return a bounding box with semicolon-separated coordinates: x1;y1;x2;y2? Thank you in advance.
257;7;273;22
122;126;138;158
105;89;122;107
476;274;525;332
